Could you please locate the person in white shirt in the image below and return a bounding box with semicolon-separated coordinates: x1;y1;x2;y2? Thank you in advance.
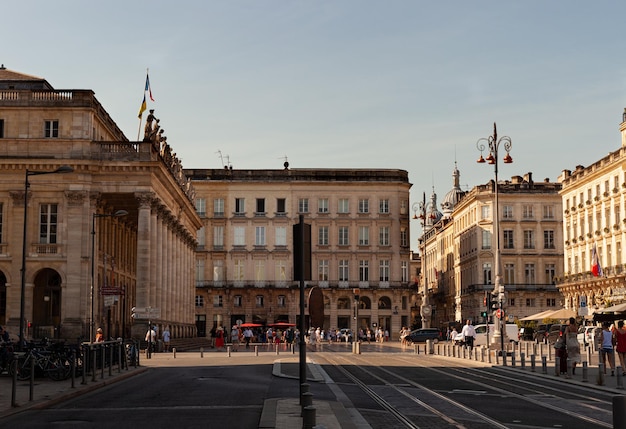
461;320;476;351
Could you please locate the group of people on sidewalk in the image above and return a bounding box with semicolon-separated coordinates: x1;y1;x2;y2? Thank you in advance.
554;317;626;376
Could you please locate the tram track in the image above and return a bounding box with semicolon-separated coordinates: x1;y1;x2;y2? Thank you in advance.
315;351;613;428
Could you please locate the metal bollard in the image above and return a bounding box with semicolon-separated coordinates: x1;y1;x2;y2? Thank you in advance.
200;347;204;358
276;345;279;355
520;352;525;370
255;345;259;356
530;354;536;372
172;347;176;358
582;361;588;382
554;355;560;376
617;366;624;390
11;358;17;407
598;363;605;386
614;396;626;429
302;405;316;429
301;391;313;409
30;357;35;401
511;352;516;368
541;356;547;374
227;346;231;357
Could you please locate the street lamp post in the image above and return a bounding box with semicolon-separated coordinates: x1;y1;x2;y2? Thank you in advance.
412;192;434;329
476;123;512;355
19;166;73;348
90;210;128;342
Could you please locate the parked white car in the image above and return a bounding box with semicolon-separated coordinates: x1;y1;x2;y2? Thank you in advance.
577;326;601;346
473;324;519;347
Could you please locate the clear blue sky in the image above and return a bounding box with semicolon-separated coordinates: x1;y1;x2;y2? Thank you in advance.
4;1;626;251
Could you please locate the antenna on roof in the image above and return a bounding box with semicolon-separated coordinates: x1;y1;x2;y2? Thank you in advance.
278;155;289;169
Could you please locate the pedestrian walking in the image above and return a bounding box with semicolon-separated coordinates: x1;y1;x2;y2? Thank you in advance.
461;320;476;351
600;321;616;376
565;317;580;374
162;327;171;352
215;326;225;351
614;320;626;376
230;325;241;351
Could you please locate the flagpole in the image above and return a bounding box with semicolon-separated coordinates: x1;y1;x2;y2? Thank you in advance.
137;117;142;141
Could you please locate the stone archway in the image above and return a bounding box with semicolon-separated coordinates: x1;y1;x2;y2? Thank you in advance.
32;268;62;339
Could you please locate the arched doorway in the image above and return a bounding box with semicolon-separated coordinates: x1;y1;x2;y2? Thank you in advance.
32;268;62;339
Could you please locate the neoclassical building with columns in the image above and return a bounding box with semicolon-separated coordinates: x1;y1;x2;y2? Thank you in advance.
0;67;201;341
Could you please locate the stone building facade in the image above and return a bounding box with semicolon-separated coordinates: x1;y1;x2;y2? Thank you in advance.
0;67;201;341
187;167;415;339
417;166;564;329
557;110;626;315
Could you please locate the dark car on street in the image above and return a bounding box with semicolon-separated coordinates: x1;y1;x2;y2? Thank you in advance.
406;328;442;344
533;324;552;343
547;324;565;345
519;327;535;341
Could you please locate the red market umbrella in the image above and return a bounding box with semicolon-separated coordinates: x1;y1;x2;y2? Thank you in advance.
268;322;296;328
240;323;263;328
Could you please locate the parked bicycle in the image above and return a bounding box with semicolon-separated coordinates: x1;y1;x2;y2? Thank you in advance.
11;343;72;381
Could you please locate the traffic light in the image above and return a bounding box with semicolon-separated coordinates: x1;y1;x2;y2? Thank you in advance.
490;293;500;310
480;311;488;317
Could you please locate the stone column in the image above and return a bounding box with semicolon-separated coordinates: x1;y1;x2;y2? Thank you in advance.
132;192;154;338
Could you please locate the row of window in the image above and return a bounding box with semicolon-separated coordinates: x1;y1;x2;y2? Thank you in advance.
567;243;621;274
506;298;557;307
566;205;625;239
481;229;556;250
200;225;408;248
481;204;556;220
196;259;410;283
481;262;557;284
196;197;398;217
566;174;626;209
197;294;396;309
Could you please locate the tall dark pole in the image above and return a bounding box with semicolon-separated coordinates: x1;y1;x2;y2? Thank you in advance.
19;166;73;349
298;214;306;397
19;170;30;349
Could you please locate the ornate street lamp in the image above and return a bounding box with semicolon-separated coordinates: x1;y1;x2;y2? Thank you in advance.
412;192;436;328
91;210;128;342
20;165;74;348
476;123;512;355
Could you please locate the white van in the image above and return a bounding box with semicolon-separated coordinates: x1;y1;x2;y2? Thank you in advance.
473;324;519;347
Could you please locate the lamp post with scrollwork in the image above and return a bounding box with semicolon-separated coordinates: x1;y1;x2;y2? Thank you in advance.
476;123;512;356
412;192;435;329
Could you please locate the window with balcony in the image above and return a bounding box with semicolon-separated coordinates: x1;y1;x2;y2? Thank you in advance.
483;263;492;285
379;260;390;282
235;198;245;215
276;198;286;214
234;226;245;246
482;229;492;249
339;260;349;282
359;260;369;282
213;198;224;217
545;264;556;284
524;264;535;284
255;226;266;246
39;204;58;244
522;205;534;219
318;260;329;281
195;198;206;217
